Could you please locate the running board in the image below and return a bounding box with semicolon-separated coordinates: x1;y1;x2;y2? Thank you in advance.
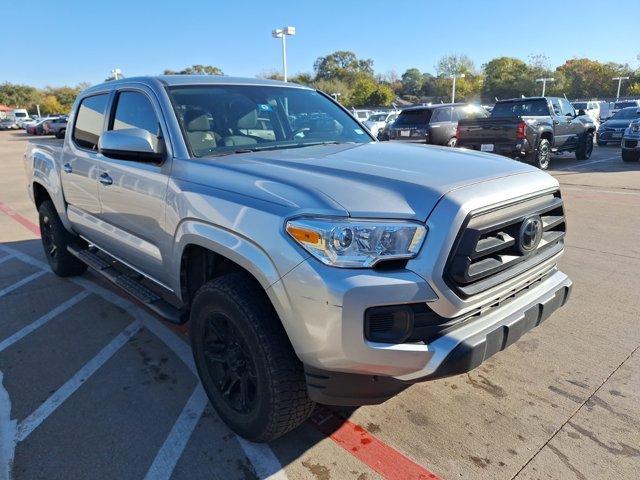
67;245;187;324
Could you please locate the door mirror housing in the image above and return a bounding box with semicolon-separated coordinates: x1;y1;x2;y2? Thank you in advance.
577;109;587;116
98;128;164;162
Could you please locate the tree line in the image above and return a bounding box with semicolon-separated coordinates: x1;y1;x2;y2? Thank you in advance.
2;53;639;114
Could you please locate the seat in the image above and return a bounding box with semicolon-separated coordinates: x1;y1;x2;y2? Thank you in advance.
184;109;219;156
222;98;260;146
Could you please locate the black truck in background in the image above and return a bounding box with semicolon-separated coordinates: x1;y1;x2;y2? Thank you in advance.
456;97;597;169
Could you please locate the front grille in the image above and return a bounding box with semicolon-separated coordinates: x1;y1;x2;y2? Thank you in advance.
624;139;638;148
445;191;565;297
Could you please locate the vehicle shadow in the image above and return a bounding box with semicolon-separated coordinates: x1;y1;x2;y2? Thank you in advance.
0;238;357;479
550;146;640;175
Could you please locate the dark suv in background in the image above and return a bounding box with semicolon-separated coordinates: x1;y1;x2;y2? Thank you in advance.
597;107;640;146
388;103;487;147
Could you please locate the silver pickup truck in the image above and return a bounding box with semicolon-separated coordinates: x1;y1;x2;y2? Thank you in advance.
24;76;572;442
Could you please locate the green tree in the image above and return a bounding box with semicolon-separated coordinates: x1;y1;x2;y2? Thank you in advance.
400;68;424;97
164;65;224;75
348;75;394;107
0;83;39;108
40;95;64;115
313;78;352;105
482;57;532;100
313;51;374;81
555;59;632;98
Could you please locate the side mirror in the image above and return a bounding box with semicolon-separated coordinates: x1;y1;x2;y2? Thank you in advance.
98;128;164;162
577;109;586;116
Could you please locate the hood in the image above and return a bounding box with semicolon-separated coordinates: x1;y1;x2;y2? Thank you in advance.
175;142;541;221
602;119;635;129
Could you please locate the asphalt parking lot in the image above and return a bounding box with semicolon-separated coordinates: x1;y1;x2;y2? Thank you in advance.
0;130;638;480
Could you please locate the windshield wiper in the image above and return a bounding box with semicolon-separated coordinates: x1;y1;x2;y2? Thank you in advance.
201;141;351;158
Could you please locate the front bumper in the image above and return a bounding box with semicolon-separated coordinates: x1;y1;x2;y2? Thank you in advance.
622;135;640;151
597;130;624;143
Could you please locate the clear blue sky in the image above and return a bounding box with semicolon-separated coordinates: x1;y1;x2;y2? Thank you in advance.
2;0;637;88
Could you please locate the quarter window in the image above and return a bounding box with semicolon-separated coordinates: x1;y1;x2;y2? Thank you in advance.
431;108;452;123
73;94;109;150
112;91;160;136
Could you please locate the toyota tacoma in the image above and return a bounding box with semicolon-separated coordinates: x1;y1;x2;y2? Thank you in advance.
24;76;572;441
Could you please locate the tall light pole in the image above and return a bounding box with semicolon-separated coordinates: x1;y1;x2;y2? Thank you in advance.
450;73;465;103
111;68;122;80
272;26;296;82
536;77;554;96
612;76;629;101
331;92;342;102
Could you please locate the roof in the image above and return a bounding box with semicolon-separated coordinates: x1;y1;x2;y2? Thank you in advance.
84;75;311;95
401;102;467;111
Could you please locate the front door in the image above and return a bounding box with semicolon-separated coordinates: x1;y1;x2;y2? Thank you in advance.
95;88;172;286
550;98;572;149
61;93;110;238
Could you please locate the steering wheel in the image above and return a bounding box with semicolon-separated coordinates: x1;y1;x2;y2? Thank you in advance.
292;127;311;139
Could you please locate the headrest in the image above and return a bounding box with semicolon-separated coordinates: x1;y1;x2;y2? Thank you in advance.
229;97;258;129
184;109;210;132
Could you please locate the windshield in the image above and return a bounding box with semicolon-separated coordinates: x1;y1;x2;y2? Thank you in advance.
611;108;640;120
491;99;549;117
572;102;587;110
168;85;371;157
394;109;432;126
614;102;637;109
367;114;387;122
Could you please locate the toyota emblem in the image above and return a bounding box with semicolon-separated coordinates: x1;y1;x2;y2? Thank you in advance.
518;216;543;254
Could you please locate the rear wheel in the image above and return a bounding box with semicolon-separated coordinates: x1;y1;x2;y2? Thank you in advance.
55;128;66;139
38;200;87;277
575;132;594;160
622;150;640;162
530;138;551;170
190;272;315;442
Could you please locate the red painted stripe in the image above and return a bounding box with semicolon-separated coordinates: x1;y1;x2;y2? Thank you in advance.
0;201;41;236
1;199;440;479
310;406;441;480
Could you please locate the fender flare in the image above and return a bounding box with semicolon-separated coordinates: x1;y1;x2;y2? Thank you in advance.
31;151;74;232
172;219;283;296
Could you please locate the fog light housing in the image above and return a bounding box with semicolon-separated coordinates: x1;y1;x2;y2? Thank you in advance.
364;305;414;343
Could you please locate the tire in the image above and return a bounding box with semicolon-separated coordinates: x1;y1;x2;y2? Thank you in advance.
622;150;640;162
575;132;594;160
38;200;87;277
597;140;607;147
447;137;457;148
55;129;65;139
190;272;315;442
529;138;551;170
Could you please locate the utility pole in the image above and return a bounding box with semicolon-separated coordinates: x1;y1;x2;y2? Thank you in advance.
450;73;465;103
536;77;555;96
272;26;296;82
612;76;629;101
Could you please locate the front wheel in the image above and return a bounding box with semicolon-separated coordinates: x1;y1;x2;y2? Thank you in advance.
622;150;640;162
575;132;594;160
529;139;551;170
190;272;315;442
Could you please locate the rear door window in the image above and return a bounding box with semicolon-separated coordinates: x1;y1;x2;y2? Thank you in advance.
395;109;432;126
431;108;452;123
73;94;109;150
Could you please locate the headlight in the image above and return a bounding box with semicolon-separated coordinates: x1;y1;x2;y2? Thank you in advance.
286;218;427;267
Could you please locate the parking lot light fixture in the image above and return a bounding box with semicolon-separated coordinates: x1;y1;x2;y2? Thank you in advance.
450;73;465;103
612;76;630;101
536;77;555;96
272;26;296;82
331;92;342;102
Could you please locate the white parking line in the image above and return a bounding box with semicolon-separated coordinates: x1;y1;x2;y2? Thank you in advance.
0;291;90;353
0;270;45;298
552;155;620;172
0;244;289;479
0;255;14;266
143;384;209;480
0;373;17;480
16;320;143;442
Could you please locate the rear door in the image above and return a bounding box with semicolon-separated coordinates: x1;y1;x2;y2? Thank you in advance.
94;87;173;285
428;107;453;145
61;93;110;237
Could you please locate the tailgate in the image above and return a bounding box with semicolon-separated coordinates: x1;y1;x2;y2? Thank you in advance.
457;117;520;144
